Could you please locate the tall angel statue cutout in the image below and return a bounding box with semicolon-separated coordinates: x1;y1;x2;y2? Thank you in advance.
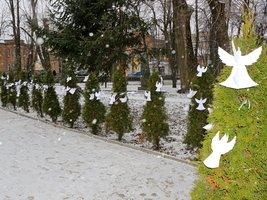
218;41;262;89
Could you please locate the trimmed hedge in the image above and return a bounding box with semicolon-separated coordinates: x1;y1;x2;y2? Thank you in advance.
191;38;267;199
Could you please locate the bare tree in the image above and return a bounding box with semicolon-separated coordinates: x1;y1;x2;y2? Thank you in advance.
0;8;8;37
6;0;22;72
173;0;196;92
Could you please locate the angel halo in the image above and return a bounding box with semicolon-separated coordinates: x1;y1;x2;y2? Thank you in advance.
218;41;262;89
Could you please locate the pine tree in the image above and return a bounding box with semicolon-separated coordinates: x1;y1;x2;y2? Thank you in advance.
18;71;30;112
0;72;8;107
42;70;61;122
7;69;17;110
82;72;106;134
62;68;81;128
141;72;169;149
184;68;214;150
106;68;132;141
31;73;44;117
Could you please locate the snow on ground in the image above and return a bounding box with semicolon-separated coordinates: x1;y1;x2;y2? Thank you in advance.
0;109;197;200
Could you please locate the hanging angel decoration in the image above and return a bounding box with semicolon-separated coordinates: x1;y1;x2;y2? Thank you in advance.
218;41;262;89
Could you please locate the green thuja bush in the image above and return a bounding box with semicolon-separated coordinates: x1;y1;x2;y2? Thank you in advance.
0;72;8;107
7;69;17;110
42;70;61;122
31;73;44;117
83;72;106;134
141;72;169;149
62;68;81;128
191;38;267;199
184;68;215;150
106;68;132;141
18;71;30;112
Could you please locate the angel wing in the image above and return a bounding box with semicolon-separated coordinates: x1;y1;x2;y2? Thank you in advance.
241;46;262;66
221;136;236;154
211;132;220;151
218;47;235;66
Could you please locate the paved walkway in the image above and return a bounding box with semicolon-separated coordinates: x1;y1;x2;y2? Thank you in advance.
0;109;197;200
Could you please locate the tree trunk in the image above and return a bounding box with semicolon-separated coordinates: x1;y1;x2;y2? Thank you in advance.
9;0;21;72
173;0;196;92
208;0;230;76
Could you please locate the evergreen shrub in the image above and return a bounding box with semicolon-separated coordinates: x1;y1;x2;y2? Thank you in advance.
62;68;81;128
31;73;44;117
0;72;8;107
106;68;132;141
42;70;61;122
141;72;169;149
184;68;214;150
82;72;106;134
191;38;267;199
7;69;17;110
18;71;30;112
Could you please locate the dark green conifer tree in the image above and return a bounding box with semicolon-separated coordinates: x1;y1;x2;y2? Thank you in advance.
106;68;132;141
82;73;106;135
0;72;8;107
31;73;44;117
18;71;30;112
141;72;169;149
184;68;214;150
7;70;17;110
42;70;61;122
62;68;81;128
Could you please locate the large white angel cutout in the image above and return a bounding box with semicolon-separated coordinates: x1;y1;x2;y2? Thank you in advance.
204;132;236;168
218;41;262;89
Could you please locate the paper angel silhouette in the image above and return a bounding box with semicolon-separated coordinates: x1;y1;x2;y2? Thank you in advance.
95;92;101;100
109;93;116;105
69;88;76;94
83;76;89;82
66;77;72;82
218;41;262;89
187;89;197;98
203;123;214;131
155;81;162;92
89;93;95;100
204;132;236;168
120;96;127;103
195;98;207;110
144;91;151;101
196;65;207;77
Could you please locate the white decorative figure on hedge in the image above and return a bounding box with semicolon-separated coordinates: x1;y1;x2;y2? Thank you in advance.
144;91;151;101
155;81;162;92
109;93;116;105
120;96;127;103
196;65;207;77
69;88;76;95
203;123;214;131
95;91;101;100
83;75;89;82
218;41;262;89
204;132;236;168
195;98;207;110
187;88;197;98
66;77;72;82
89;93;95;100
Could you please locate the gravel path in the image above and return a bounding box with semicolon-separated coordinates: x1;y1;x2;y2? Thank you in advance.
0;109;197;200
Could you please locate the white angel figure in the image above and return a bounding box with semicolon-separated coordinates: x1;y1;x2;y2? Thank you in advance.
43;85;49;91
109;93;116;105
83;75;89;82
69;88;77;94
203;123;214;131
218;41;262;89
204;132;236;168
15;80;21;86
187;88;197;98
144;91;151;101
66;77;72;82
89;93;95;100
22;81;27;86
196;65;207;77
155;81;162;92
95;91;101;100
120;96;127;103
195;98;207;110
